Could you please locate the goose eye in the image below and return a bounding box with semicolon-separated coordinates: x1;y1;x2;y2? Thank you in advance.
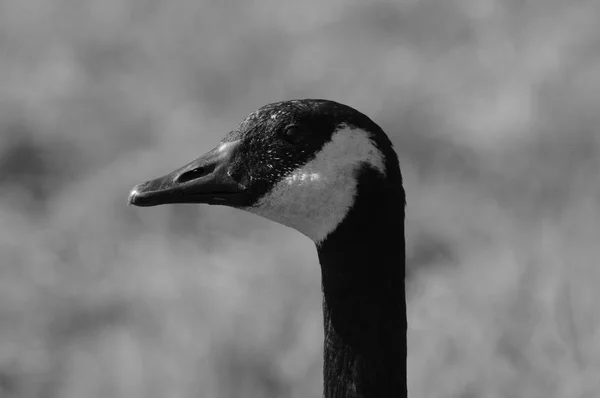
282;125;307;144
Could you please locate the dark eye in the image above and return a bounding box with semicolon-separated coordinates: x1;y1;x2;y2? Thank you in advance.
282;125;307;144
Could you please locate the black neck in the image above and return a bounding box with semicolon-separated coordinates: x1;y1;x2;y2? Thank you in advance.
317;166;406;398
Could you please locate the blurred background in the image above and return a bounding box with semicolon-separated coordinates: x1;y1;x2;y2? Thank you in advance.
0;0;599;397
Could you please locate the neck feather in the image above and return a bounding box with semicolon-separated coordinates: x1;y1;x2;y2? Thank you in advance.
316;166;406;398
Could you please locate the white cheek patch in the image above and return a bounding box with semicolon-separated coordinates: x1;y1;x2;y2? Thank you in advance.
245;126;385;243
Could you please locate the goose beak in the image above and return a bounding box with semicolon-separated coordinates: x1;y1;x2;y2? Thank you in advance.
128;140;248;207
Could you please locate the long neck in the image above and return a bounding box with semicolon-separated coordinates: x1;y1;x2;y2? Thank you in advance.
316;169;407;398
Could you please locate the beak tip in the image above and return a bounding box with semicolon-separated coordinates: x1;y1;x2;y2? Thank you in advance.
128;186;140;206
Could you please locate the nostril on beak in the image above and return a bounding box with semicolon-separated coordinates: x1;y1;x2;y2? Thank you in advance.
175;164;216;184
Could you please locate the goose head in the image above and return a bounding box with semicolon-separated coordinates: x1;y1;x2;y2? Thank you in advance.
129;99;400;243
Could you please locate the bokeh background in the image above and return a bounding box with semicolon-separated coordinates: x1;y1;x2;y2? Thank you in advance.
1;0;599;397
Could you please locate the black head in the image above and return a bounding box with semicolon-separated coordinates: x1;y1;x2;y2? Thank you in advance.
129;99;401;242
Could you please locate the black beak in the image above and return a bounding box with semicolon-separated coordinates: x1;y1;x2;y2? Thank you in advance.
128;140;248;207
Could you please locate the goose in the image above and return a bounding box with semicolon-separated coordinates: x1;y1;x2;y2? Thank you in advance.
128;99;407;398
